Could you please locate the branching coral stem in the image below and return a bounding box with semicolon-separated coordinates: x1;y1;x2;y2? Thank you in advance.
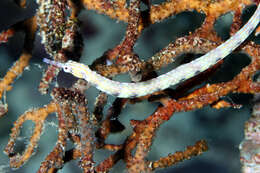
44;5;260;98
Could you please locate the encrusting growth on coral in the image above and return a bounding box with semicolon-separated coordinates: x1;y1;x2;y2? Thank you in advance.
0;0;259;172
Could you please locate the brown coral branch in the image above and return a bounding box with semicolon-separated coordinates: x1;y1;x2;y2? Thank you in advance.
75;97;96;172
51;86;97;172
95;149;124;172
38;13;83;94
37;103;68;173
122;42;259;172
0;28;15;44
37;0;84;94
94;36;220;77
156;43;260;121
92;92;108;122
38;65;60;95
37;0;68;56
117;0;141;57
96;98;127;148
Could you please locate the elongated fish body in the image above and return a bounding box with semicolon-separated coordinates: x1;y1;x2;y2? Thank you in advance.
44;5;260;98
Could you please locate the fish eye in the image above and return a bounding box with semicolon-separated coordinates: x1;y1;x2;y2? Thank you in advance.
63;66;70;72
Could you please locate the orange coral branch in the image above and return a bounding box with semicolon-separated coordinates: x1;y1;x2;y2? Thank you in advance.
256;25;260;35
0;17;37;117
4;102;59;168
82;0;253;29
0;52;31;99
151;140;208;170
81;0;128;22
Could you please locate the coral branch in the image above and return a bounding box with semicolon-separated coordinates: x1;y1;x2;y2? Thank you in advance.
37;103;68;173
82;0;253;29
2;0;259;172
151;140;208;170
0;52;31;100
0;28;15;44
94;36;219;77
4;102;59;168
0;16;37;117
240;72;260;173
81;0;128;22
